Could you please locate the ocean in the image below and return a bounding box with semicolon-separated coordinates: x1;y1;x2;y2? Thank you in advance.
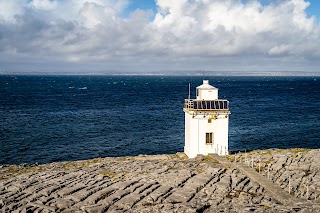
1;75;319;165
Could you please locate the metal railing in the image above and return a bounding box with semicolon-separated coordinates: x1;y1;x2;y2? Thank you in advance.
184;99;229;111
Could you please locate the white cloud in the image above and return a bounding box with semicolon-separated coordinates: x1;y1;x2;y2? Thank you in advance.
152;0;318;56
269;44;291;56
80;2;117;28
0;0;27;21
52;0;129;22
0;0;319;72
29;0;58;11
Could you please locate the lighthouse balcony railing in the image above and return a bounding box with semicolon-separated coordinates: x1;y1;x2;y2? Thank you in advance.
184;99;229;111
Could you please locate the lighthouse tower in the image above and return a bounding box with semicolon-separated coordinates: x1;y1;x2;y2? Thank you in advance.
183;80;230;158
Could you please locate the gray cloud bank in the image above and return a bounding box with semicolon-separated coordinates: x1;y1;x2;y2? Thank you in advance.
0;0;320;73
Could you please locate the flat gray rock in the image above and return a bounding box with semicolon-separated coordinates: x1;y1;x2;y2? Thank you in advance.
1;151;320;212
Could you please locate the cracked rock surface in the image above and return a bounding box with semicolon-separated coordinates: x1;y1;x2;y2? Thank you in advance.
231;149;320;201
1;151;320;212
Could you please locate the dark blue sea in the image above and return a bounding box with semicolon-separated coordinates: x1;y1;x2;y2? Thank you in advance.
1;75;320;165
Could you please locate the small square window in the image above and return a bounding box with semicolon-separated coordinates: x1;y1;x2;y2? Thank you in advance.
208;119;212;123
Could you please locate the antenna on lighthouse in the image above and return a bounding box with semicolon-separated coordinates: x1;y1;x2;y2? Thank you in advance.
188;82;191;100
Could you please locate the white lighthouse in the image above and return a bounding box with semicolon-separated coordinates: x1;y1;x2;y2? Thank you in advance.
183;80;230;158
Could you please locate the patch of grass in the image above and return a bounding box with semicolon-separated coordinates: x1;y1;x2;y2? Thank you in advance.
291;148;310;154
226;156;233;161
264;158;273;165
168;154;180;160
197;169;205;173
261;205;271;209
256;150;272;156
61;162;78;171
265;150;272;155
89;158;100;164
116;157;131;162
6;166;22;173
99;171;117;177
255;167;264;172
202;155;213;162
264;160;271;165
112;177;123;181
29;166;40;172
62;165;70;171
0;176;9;181
76;161;89;168
0;165;44;180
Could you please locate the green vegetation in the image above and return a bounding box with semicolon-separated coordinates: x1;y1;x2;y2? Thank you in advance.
116;157;131;162
88;158;100;163
290;148;310;154
226;155;233;161
202;155;213;162
0;165;45;180
264;157;273;165
98;170;117;177
261;206;271;210
197;168;205;173
255;166;264;172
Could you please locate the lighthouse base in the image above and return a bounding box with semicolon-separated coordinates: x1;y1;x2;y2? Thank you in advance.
184;146;198;158
184;146;227;158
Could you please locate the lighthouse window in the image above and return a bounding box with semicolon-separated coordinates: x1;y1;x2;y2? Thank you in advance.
206;101;211;109
206;133;213;144
211;101;215;109
191;100;229;110
219;101;224;109
202;101;206;109
194;102;198;109
223;101;227;109
215;101;219;109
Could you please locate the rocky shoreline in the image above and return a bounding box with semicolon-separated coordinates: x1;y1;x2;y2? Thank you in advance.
1;149;320;212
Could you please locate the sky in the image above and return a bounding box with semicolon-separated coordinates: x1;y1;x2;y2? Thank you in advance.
0;0;320;73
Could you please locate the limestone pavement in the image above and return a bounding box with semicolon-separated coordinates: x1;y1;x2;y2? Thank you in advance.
0;150;319;212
